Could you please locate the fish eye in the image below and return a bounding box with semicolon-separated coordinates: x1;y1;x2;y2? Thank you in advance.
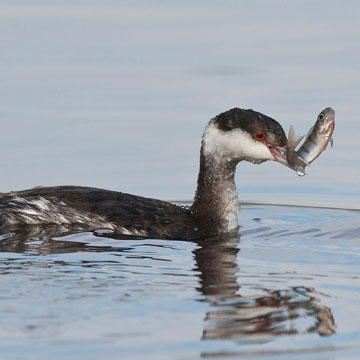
319;113;324;119
254;131;266;141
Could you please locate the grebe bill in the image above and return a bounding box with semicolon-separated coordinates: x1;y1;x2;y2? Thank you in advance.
0;108;289;240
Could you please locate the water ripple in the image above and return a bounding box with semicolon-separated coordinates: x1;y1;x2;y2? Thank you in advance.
0;205;359;359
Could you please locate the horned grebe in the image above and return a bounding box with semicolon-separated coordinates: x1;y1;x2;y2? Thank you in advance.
0;108;288;240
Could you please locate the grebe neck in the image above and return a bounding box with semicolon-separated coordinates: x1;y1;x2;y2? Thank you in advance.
191;122;240;236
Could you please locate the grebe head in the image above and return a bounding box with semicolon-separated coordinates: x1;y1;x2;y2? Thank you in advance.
202;108;288;167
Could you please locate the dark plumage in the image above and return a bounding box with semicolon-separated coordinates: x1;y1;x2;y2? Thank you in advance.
0;108;289;240
0;186;192;239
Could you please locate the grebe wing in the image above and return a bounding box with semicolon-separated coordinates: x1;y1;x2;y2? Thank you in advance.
0;186;190;239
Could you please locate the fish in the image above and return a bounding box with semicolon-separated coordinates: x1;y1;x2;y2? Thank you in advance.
286;107;335;176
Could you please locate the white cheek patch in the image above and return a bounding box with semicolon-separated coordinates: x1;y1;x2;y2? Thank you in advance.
202;121;274;164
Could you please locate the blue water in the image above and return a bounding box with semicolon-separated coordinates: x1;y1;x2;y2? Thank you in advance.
0;205;359;359
0;1;360;359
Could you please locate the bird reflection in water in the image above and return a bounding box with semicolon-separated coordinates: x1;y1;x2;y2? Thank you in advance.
0;225;138;255
0;225;335;340
193;235;335;340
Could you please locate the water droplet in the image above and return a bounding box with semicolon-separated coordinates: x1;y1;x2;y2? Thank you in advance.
296;170;306;177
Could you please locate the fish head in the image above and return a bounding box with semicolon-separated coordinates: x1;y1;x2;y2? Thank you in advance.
315;107;335;135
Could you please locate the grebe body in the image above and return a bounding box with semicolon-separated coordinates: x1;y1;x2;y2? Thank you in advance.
0;108;288;240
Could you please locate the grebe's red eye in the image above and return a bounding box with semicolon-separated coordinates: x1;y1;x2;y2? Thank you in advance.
254;131;265;141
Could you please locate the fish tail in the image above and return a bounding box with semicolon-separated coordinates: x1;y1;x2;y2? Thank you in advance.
287;125;304;151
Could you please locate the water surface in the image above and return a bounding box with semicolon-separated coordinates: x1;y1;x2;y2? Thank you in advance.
1;1;360;359
0;0;359;207
0;204;359;359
